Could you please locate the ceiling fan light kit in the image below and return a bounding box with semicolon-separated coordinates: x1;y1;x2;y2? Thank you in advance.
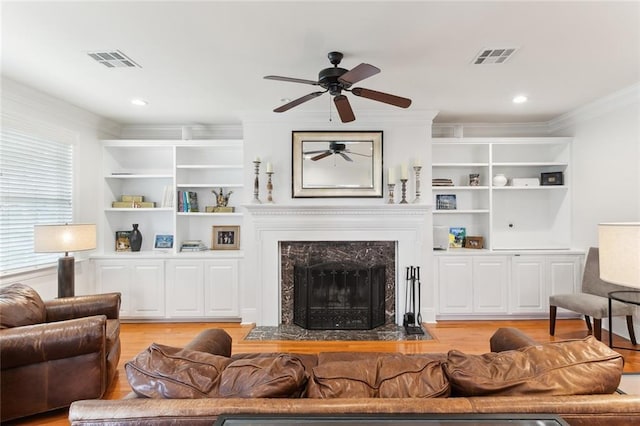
265;51;412;122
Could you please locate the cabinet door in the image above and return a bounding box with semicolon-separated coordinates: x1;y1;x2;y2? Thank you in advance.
129;261;166;318
204;259;239;317
510;256;546;314
94;260;131;317
438;257;473;314
166;260;205;317
473;256;508;313
547;255;583;313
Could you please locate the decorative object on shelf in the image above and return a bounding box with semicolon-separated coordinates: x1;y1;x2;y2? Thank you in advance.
207;188;234;212
129;224;142;252
399;178;408;204
292;131;383;198
112;194;155;208
387;183;396;204
153;234;174;251
211;225;240;250
413;165;422;203
181;126;192;140
492;173;508;187
266;171;275;203
180;240;208;252
512;178;540;187
115;230;131;252
469;173;480;186
541;171;564;186
34;223;97;298
432;178;453;186
464;236;484;249
252;158;262;204
449;227;466;248
436;194;457;210
433;226;449;250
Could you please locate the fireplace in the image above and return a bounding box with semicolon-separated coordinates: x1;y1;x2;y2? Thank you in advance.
294;262;386;330
281;240;395;327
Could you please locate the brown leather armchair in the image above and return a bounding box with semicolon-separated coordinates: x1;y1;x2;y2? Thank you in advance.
0;283;121;422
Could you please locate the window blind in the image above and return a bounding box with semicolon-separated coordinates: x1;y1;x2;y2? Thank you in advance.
0;129;73;273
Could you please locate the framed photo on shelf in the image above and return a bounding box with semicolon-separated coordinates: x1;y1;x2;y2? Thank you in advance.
153;234;174;250
212;226;240;250
464;236;484;249
449;227;466;248
115;231;132;252
436;194;457;210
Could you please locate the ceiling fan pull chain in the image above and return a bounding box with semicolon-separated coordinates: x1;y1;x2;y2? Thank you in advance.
328;95;333;122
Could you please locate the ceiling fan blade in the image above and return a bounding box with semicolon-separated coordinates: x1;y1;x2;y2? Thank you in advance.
311;151;333;161
334;95;355;123
351;87;412;108
264;75;319;86
339;152;353;162
274;91;324;113
338;63;380;86
304;149;331;154
344;150;371;157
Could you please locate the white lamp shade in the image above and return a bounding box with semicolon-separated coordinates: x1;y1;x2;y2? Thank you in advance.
598;222;640;289
34;224;97;253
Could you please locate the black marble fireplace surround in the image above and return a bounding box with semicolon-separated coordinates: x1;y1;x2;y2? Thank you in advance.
280;241;396;328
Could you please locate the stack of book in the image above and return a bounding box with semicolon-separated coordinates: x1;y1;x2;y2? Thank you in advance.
112;195;155;208
432;178;454;186
180;240;208;252
177;191;199;212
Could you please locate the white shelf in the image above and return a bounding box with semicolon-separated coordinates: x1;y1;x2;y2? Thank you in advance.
105;207;174;212
433;186;489;190
434;209;490;214
176;212;243;217
176;164;243;169
176;183;244;188
433;163;489;167
106;173;173;179
493;162;568;167
493;186;568;190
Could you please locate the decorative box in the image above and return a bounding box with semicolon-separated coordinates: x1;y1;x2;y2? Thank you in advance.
512;178;540;187
122;195;144;202
541;172;564;185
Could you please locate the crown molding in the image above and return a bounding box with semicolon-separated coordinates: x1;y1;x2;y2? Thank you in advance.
118;124;243;140
241;109;438;127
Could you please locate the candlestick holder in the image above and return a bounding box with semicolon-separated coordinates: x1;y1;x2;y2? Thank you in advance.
412;166;422;203
387;183;396;204
400;178;408;204
252;160;262;204
266;171;274;203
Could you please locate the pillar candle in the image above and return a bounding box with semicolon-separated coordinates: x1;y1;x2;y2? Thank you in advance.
266;162;273;173
388;167;395;183
401;164;408;179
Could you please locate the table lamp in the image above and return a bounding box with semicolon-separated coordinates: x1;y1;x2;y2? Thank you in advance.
598;222;640;289
34;223;97;297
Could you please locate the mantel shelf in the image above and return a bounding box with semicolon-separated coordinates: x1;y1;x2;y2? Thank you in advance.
243;204;432;216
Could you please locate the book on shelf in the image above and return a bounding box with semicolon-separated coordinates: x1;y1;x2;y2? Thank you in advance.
432;178;454;186
177;191;199;212
161;185;174;208
180;240;208;252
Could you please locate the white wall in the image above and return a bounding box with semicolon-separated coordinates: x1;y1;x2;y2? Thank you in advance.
0;78;120;298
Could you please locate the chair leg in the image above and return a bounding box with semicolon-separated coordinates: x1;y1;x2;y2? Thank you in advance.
584;315;593;331
593;318;602;341
626;315;637;345
549;306;557;336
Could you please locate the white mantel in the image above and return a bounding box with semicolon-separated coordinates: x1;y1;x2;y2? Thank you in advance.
243;204;433;326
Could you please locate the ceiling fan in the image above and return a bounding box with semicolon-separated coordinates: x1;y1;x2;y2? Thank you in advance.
264;51;412;123
304;141;371;162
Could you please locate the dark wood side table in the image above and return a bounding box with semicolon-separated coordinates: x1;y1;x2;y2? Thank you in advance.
608;290;640;350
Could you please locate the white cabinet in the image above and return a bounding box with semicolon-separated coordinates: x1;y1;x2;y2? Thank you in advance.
94;259;165;318
437;255;508;315
435;253;583;318
165;258;239;318
432;137;571;251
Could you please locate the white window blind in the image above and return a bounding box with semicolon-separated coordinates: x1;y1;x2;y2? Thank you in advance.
0;129;73;273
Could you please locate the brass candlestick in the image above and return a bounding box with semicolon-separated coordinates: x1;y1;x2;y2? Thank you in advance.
387;183;396;204
400;179;408;204
266;171;274;203
252;160;262;204
413;166;422;203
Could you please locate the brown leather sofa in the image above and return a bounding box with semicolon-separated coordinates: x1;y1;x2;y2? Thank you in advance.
69;327;640;425
0;283;121;422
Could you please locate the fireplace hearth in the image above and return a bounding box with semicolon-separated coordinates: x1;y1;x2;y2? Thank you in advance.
294;262;385;330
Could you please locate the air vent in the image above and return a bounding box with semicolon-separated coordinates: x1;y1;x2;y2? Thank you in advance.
472;48;518;65
86;50;142;68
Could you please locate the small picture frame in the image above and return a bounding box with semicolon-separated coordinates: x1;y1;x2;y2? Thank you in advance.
212;226;240;250
436;194;457;210
464;236;484;249
153;234;174;250
541;171;564;186
115;230;131;252
449;227;466;248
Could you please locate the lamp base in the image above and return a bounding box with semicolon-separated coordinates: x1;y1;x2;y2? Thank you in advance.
58;256;75;298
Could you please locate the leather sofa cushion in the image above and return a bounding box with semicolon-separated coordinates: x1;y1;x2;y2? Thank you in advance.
125;343;231;398
218;355;308;398
0;283;46;328
445;336;623;397
307;355;449;398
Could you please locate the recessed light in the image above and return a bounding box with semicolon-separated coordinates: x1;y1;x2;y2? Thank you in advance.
513;95;528;104
131;98;148;106
280;98;291;103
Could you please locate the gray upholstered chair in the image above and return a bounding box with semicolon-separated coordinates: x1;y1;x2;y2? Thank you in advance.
549;247;636;343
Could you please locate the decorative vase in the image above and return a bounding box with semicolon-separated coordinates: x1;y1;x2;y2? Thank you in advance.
493;174;508;187
130;224;143;252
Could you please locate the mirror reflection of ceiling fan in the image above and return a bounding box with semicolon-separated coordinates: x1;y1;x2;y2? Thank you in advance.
264;51;412;123
304;141;372;162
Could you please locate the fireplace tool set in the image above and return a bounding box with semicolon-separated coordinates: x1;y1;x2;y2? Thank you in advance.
403;266;425;335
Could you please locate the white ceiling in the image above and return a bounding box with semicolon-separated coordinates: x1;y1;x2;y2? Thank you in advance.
2;0;639;125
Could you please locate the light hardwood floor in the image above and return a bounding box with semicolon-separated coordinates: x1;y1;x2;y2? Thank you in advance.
9;319;640;425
